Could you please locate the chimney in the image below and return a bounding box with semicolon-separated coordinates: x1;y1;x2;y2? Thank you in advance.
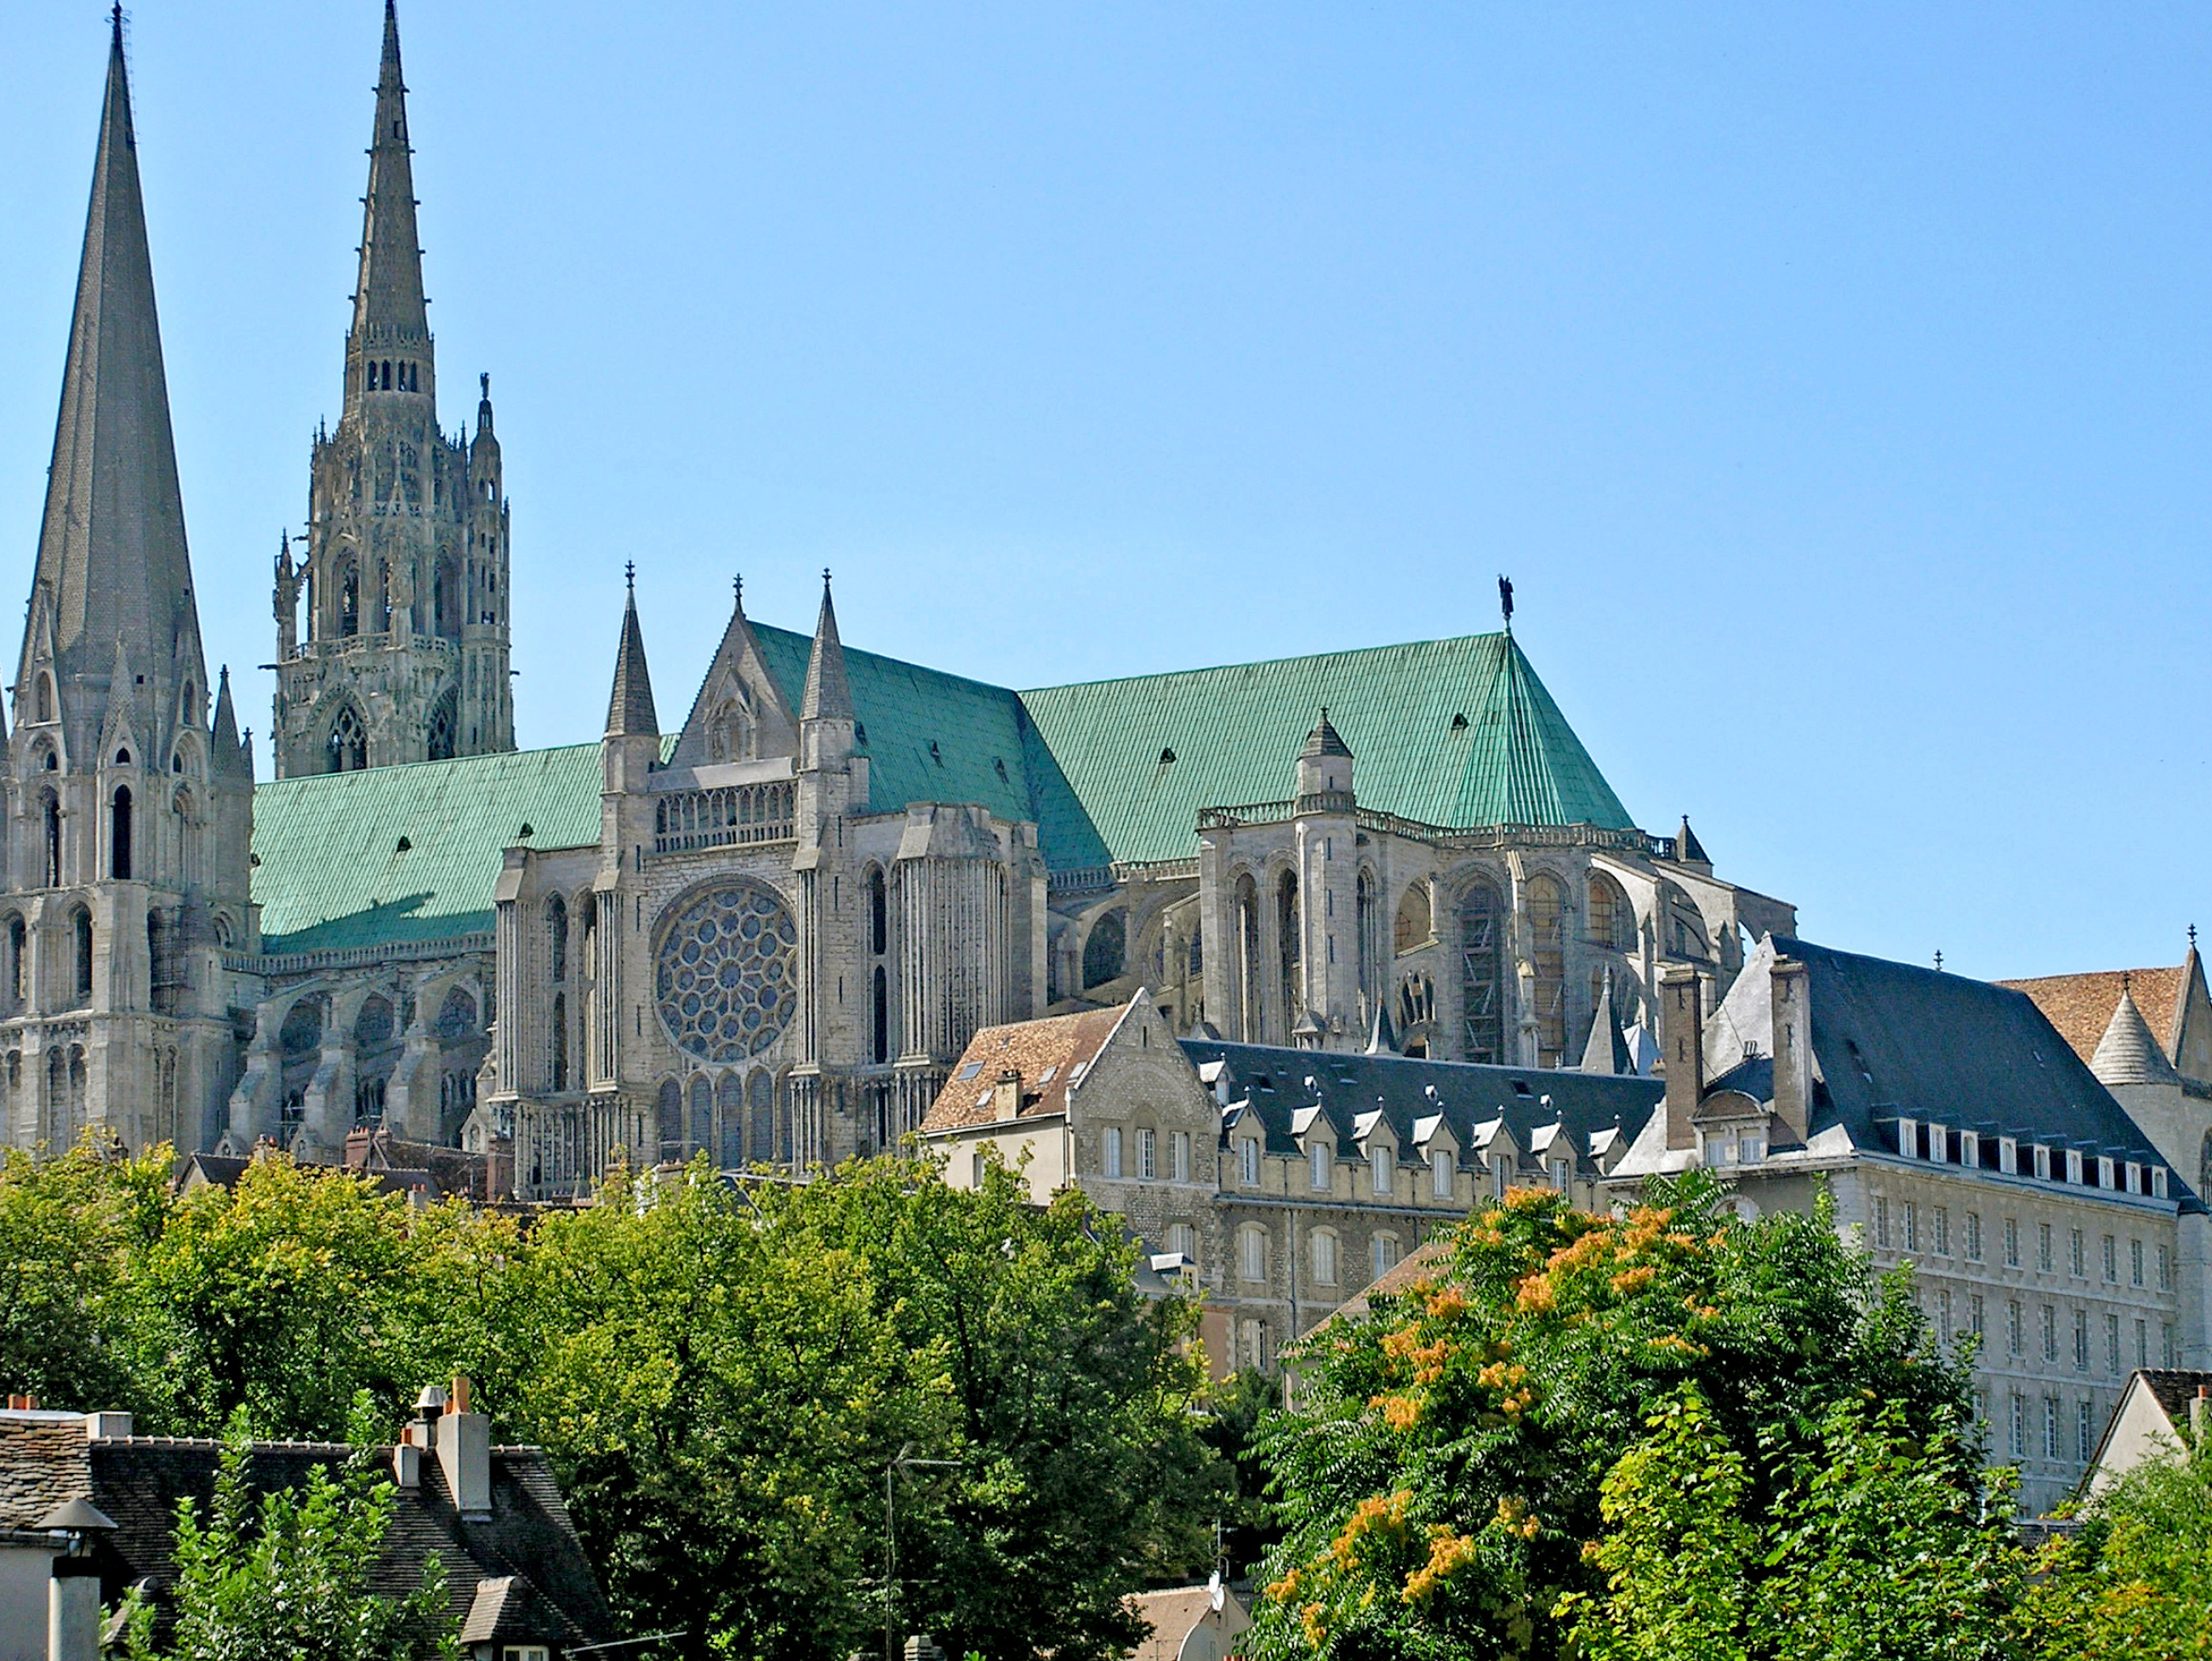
81;1413;131;1441
1770;958;1811;1146
37;1498;117;1661
391;1442;421;1488
1660;966;1703;1151
992;1070;1022;1121
2192;1385;2209;1447
436;1376;492;1518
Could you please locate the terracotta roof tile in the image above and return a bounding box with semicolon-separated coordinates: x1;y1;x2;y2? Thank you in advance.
1996;967;2185;1069
922;1005;1128;1132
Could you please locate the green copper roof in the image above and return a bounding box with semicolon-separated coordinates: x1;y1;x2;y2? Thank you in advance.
254;741;643;955
1017;631;1634;865
252;627;1629;954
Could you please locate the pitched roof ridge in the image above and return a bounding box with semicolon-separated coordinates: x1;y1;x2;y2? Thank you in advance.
1017;628;1511;696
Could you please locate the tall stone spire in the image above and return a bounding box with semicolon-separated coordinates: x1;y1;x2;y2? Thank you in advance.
800;572;852;722
21;9;208;745
351;0;430;369
605;569;658;738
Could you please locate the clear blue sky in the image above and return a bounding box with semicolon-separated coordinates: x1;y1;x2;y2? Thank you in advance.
2;3;2208;982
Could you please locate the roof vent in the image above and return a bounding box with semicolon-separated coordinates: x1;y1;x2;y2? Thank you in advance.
855;722;868;745
1159;747;1177;764
929;741;943;765
518;822;533;839
1511;1080;1533;1098
1451;713;1468;732
395;836;412;853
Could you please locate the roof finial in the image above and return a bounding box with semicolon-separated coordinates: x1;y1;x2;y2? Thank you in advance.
733;572;743;608
2124;968;2133;995
823;567;833;593
624;560;635;596
1934;950;1943;973
2192;923;2199;951
1497;574;1514;631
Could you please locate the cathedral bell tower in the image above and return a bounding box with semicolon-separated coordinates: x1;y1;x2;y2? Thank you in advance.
272;0;514;777
5;13;256;1156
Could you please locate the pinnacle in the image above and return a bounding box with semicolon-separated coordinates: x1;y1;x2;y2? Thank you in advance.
801;571;852;723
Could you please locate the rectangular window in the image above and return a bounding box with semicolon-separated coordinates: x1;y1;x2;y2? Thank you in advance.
2042;1304;2058;1363
1240;1318;1263;1371
2073;1308;2089;1373
2159;1245;2174;1292
2010;1392;2027;1459
1875;1196;1891;1249
2138;1320;2149;1369
1903;1202;1919;1254
1167;1222;1197;1263
1966;1211;1982;1262
2008;1299;2023;1356
2044;1396;2062;1462
2070;1228;2085;1278
1740;1132;1765;1163
2039;1223;2054;1274
2104;1232;2119;1284
2004;1216;2019;1268
1172;1130;1190;1183
2106;1312;2122;1376
1240;1227;1266;1284
1137;1127;1157;1180
1310;1144;1331;1191
2132;1238;2145;1287
1312;1230;1337;1287
1432;1150;1453;1198
1937;1287;1953;1343
1934;1207;1950;1256
1372;1233;1400;1282
1103;1127;1123;1179
1240;1138;1260;1187
2164;1322;2177;1367
970;1150;985;1187
1970;1293;1985;1339
1371;1145;1393;1196
2079;1398;2095;1463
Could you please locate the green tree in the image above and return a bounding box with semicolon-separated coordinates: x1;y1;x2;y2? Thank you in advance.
1248;1173;2003;1661
2022;1430;2212;1661
0;1134;171;1415
119;1403;459;1661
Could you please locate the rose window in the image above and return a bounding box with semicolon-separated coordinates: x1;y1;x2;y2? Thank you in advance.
653;882;798;1062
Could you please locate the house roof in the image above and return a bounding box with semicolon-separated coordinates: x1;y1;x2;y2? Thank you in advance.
1760;938;2193;1201
0;1423;613;1650
2129;1367;2212;1429
1126;1584;1249;1661
1323;1236;1454;1325
921;1005;1128;1132
1183;1038;1661;1169
1998;967;2186;1072
253;625;1633;951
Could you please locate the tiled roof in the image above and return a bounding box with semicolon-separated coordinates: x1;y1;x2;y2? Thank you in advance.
250;739;671;954
0;1415;92;1529
31;1436;615;1649
2130;1367;2212;1429
1018;631;1635;865
921;1006;1128;1132
1183;1039;1661;1167
1126;1585;1249;1661
1769;938;2193;1200
251;625;1633;948
1998;967;2185;1071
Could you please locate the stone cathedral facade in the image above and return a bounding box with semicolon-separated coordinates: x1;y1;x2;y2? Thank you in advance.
4;9;1795;1200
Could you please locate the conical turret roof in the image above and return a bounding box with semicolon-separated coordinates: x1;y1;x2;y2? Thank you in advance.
801;573;852;722
22;14;208;739
2090;985;2182;1087
1301;708;1353;761
605;578;658;738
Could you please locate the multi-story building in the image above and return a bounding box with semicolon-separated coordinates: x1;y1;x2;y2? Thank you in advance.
1606;934;2210;1513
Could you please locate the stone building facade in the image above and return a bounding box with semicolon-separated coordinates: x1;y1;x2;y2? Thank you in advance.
5;9;1792;1206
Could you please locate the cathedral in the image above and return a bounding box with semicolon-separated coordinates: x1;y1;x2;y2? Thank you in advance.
5;8;1792;1199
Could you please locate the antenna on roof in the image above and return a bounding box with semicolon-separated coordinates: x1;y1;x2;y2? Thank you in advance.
1497;574;1514;631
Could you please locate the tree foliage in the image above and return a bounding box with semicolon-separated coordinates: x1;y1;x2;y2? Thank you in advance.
1249;1173;2014;1661
119;1403;459;1661
2022;1429;2212;1661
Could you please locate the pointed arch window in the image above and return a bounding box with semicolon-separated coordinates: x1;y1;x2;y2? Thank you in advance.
427;690;458;762
337;561;360;637
1458;879;1505;1065
34;675;53;724
1276;871;1301;1033
1234;873;1260;1041
1527;873;1566;1066
718;1072;744;1166
550;992;569;1093
1355;869;1378;1006
868;866;888;957
1083;910;1127;991
72;910;93;1005
871;966;890;1066
548;895;569;984
1588;871;1633;951
110;786;132;881
748;1070;773;1167
434;558;461;640
1394;882;1432;955
688;1076;712;1154
4;916;21;1008
327;705;367;773
43;791;61;888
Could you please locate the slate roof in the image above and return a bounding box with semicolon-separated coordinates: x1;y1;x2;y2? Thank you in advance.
1767;937;2193;1199
1998;967;2187;1072
253;624;1633;950
2129;1368;2212;1429
0;1422;613;1650
921;1005;1128;1131
1180;1038;1661;1172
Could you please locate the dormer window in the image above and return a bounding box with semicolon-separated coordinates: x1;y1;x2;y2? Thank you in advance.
1370;1144;1393;1196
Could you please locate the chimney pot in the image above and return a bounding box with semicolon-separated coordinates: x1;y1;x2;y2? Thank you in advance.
449;1376;470;1415
1659;967;1704;1152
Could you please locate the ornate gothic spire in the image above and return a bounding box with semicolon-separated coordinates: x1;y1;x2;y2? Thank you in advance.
20;11;207;743
800;571;852;722
605;569;658;738
351;0;429;353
